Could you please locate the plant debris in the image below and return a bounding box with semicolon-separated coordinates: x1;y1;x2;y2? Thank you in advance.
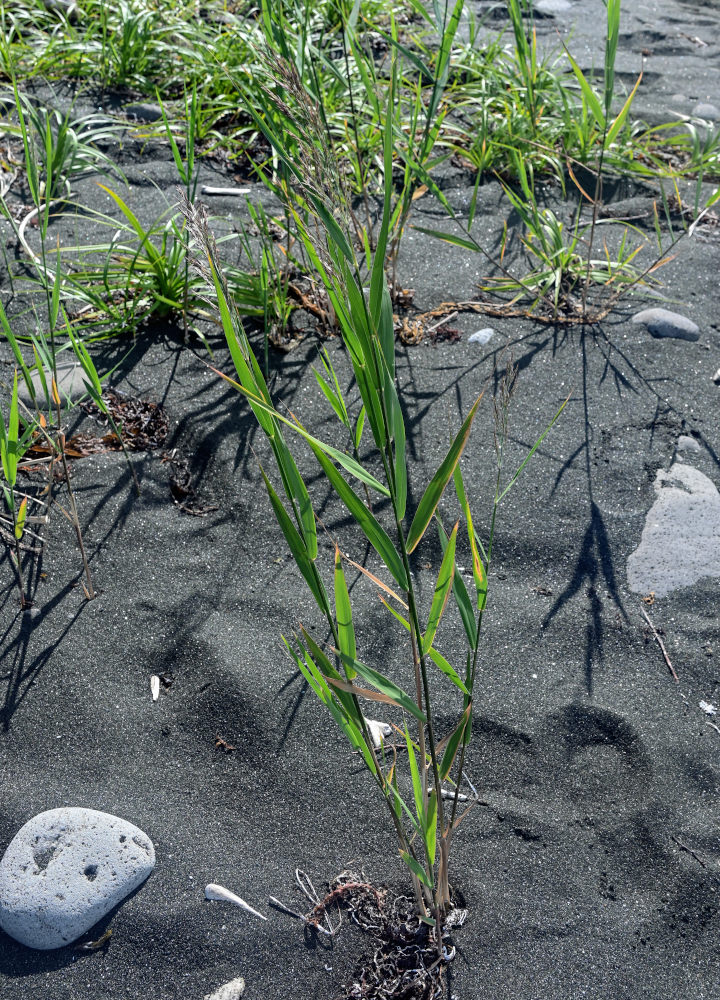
80;390;169;451
161;448;219;516
318;872;463;1000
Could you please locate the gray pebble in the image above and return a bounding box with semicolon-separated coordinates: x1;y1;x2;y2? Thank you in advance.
468;328;495;346
534;0;572;14
0;808;155;949
677;435;701;453
627;463;720;597
692;102;720;120
631;307;699;342
123;102;164;123
17;360;88;409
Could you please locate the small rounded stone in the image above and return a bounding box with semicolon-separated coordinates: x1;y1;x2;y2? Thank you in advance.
0;808;155;950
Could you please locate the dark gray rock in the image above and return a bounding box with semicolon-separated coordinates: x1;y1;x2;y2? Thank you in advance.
123;103;164;123
631;307;700;341
0;808;155;949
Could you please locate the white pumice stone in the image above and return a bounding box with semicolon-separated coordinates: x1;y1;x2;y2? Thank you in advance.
204;977;246;1000
0;808;155;950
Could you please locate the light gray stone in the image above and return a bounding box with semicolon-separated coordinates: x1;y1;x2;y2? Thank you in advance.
692;102;720;121
468;328;495;346
204;977;246;1000
535;0;572;14
631;308;699;342
17;360;88;408
677;435;701;453
627;463;720;597
0;808;155;950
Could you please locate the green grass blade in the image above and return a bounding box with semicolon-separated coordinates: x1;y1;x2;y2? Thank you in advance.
497;394;569;503
437;519;477;648
393;389;407;523
427;646;470;696
439;704;471;781
425;788;437;867
332;649;427;723
406;394;483;554
563;45;604;128
411;226;479;253
370;87;395;328
300;627;361;725
400;850;432;889
422;521;457;654
605;71;642;148
404;722;424;822
334;546;356;663
259;463;330;618
97;184;161;266
453;463;487;611
271;433;317;560
309;441;408;589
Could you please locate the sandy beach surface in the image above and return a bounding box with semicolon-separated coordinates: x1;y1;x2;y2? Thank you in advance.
1;1;719;997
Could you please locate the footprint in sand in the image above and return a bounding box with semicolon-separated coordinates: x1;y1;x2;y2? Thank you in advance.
627;448;720;598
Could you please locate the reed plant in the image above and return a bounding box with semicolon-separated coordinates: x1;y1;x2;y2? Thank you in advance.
184;67;565;945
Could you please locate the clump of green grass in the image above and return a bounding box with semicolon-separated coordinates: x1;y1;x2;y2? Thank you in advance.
184;55;566;948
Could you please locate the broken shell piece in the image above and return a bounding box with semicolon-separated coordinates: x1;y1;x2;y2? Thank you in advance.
150;675;160;702
364;717;392;749
699;700;717;716
205;883;267;921
203;976;246;1000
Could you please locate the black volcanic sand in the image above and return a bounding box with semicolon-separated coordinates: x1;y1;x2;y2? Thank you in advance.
1;2;719;998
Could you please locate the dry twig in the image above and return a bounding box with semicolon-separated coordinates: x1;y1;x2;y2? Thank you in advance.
640;606;678;682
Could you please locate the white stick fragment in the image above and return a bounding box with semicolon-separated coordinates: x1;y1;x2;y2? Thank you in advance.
205;883;267;921
203;976;246;1000
363;717;392;749
150;675;160;702
200;186;251;196
440;787;468;802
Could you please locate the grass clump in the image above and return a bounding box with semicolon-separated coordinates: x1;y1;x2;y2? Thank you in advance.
184;56;566;956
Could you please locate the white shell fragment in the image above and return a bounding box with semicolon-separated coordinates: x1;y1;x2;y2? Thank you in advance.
205;883;267;921
150;676;160;702
468;328;495;346
203;976;246;1000
364;717;392;749
699;701;717;716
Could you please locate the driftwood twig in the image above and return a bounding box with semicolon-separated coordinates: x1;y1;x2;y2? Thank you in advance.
640;607;678;682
